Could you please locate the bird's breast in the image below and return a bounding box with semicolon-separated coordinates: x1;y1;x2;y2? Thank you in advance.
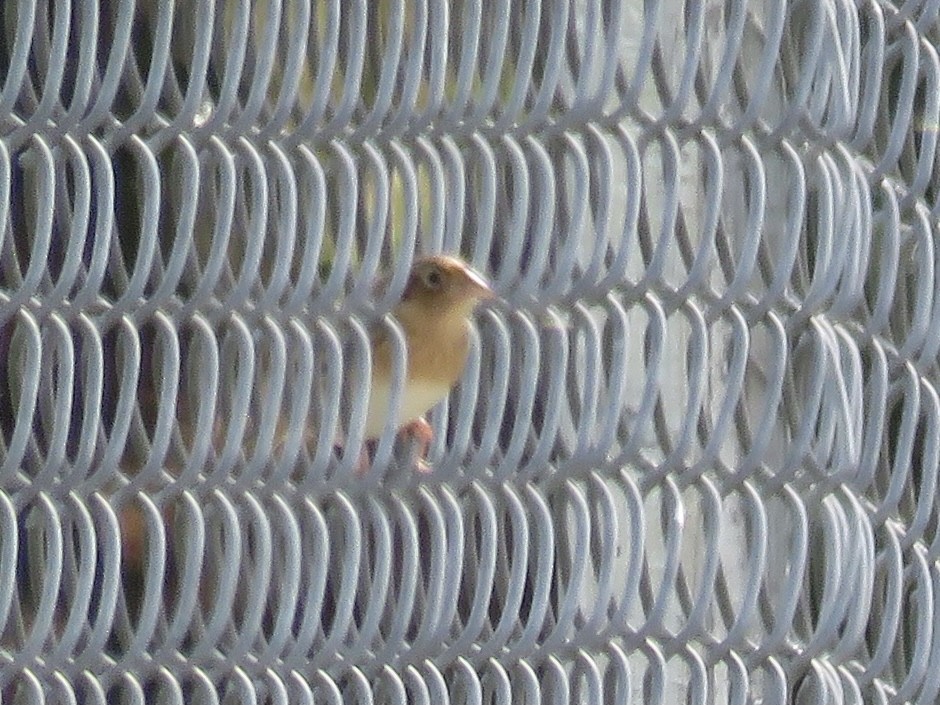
363;320;471;438
363;376;453;438
406;326;470;386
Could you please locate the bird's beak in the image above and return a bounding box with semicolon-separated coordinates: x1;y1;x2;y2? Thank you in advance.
464;267;496;300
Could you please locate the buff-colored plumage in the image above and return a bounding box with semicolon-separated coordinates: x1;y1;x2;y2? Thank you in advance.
363;255;494;441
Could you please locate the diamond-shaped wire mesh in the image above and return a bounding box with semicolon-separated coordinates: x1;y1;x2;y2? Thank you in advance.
1;0;939;703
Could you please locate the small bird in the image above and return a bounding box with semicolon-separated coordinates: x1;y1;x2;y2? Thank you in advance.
361;254;495;472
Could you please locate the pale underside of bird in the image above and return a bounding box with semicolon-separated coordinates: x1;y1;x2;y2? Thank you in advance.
354;255;494;473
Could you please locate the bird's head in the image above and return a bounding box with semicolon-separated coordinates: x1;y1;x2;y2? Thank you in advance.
398;255;495;322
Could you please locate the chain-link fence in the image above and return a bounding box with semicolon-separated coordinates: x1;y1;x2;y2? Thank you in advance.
1;0;939;703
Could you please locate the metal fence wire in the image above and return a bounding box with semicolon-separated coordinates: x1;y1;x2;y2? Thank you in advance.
0;0;939;703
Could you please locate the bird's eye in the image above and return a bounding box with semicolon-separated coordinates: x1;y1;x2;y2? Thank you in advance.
423;267;443;288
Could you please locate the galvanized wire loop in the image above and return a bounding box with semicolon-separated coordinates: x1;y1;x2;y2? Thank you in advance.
1;1;939;703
